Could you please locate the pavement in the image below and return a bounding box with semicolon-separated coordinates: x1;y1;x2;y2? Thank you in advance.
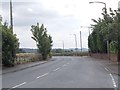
104;61;119;76
90;57;120;76
2;58;55;75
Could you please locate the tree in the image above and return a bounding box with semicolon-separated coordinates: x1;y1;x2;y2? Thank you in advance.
89;8;120;62
31;23;53;60
2;22;19;67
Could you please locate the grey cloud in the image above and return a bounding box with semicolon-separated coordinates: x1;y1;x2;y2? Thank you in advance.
2;1;61;27
2;0;80;34
1;2;34;10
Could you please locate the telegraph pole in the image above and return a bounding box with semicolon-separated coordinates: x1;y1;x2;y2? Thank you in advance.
10;0;13;33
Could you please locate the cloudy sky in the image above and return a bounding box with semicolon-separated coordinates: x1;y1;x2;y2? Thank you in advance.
1;0;120;49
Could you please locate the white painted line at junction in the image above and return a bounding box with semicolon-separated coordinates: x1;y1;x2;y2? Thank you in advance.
109;73;117;88
36;73;49;79
11;82;27;88
53;68;60;71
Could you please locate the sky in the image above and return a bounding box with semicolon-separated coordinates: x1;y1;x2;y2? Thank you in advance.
1;0;120;49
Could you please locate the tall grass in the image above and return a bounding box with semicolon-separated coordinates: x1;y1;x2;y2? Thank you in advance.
15;53;42;64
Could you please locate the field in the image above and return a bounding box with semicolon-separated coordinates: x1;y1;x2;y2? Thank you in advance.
15;53;42;64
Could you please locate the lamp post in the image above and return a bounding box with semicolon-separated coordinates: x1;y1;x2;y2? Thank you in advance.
62;41;64;56
89;1;110;59
80;26;91;55
80;26;91;36
89;1;107;14
58;40;64;56
70;34;78;55
73;34;77;51
80;31;82;52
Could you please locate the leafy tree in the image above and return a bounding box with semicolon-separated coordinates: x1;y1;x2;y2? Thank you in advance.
89;8;120;62
2;22;19;67
110;9;120;62
31;23;53;60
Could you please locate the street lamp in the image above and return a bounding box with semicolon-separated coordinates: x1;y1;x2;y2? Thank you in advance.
73;34;77;51
80;31;82;52
80;26;92;55
89;1;110;59
89;1;107;14
62;41;64;56
58;40;65;56
80;26;92;36
70;34;78;55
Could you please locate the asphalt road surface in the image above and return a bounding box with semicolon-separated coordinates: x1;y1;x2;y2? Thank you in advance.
2;56;118;89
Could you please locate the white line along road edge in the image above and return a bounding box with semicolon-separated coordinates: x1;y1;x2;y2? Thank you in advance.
109;73;117;88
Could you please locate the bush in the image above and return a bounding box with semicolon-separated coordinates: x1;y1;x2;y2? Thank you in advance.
2;22;19;67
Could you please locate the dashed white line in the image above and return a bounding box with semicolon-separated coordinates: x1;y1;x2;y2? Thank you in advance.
104;67;109;72
66;62;70;65
53;68;60;71
36;73;49;79
11;82;27;88
109;73;117;88
63;64;67;67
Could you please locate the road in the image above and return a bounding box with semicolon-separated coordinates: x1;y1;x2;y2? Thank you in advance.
2;56;118;89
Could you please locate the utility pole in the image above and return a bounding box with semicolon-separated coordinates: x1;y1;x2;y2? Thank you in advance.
10;0;13;33
80;31;82;52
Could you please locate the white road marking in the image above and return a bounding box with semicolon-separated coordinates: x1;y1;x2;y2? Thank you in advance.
109;73;117;88
11;82;27;88
53;68;60;71
36;73;49;79
104;67;109;72
63;64;67;67
66;62;70;65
